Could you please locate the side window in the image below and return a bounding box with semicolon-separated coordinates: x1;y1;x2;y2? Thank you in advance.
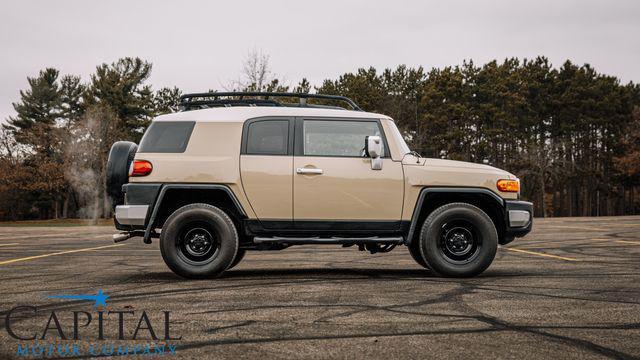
246;120;289;155
138;121;195;153
303;120;385;157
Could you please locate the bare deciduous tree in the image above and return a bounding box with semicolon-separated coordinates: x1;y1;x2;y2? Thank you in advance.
227;49;288;92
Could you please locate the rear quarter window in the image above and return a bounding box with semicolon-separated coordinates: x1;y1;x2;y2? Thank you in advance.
138;121;195;153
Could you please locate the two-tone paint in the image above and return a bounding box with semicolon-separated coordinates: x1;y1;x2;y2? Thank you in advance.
122;106;531;243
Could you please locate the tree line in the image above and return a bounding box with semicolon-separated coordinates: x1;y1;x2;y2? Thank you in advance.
0;58;181;220
1;55;639;221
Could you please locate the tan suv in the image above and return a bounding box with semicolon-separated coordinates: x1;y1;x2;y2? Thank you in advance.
106;92;532;278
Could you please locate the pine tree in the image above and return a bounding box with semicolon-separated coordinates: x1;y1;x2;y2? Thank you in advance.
153;87;183;115
2;68;79;218
293;78;311;94
4;68;62;149
59;75;86;127
85;57;153;141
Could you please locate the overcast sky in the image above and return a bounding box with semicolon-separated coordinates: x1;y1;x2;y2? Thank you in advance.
1;0;639;123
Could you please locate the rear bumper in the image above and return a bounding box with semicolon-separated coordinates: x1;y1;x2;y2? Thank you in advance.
114;183;161;231
502;200;533;244
115;205;149;226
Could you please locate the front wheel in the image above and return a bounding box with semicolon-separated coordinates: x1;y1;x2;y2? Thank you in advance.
408;241;429;269
419;203;497;277
160;204;239;279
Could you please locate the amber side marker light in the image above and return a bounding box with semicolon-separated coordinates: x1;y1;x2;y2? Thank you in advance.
497;179;519;192
129;160;153;177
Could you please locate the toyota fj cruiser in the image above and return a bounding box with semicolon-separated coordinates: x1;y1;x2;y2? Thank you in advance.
106;92;532;278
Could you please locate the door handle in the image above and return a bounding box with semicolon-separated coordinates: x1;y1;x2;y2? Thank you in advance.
296;168;323;175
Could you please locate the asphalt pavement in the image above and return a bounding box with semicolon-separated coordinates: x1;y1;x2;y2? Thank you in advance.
0;216;639;359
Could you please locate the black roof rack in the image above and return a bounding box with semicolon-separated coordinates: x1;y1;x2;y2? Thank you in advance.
179;92;362;111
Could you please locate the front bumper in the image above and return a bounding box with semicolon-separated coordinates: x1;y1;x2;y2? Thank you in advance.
501;200;533;244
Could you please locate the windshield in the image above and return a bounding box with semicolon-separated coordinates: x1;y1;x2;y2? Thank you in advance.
387;120;411;155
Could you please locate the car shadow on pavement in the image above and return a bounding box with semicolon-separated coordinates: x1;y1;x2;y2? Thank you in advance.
223;268;542;279
115;268;435;282
223;268;433;278
117;267;541;283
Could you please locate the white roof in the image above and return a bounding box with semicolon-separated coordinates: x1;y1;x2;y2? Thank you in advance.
154;106;390;123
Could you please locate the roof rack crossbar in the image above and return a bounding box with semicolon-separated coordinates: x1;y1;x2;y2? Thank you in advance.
179;92;362;111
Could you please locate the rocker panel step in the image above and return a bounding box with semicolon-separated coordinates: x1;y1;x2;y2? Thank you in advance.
253;236;404;245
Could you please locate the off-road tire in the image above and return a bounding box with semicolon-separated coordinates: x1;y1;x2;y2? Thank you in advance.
227;249;246;270
408;241;429;269
106;141;137;208
419;202;497;277
160;204;239;279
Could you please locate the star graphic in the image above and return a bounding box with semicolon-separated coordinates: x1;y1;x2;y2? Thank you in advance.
47;290;110;308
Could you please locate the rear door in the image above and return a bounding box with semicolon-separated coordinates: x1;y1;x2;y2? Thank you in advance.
240;117;294;227
293;118;404;228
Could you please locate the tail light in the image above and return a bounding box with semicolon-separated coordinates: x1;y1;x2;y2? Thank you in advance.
497;179;520;193
129;160;153;177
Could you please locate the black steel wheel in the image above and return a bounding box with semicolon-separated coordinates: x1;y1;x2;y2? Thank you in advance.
177;224;221;265
438;219;481;265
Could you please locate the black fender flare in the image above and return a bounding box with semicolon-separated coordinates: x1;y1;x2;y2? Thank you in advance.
143;184;247;243
405;187;505;246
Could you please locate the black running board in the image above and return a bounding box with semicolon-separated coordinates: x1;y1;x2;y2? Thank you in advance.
253;236;404;245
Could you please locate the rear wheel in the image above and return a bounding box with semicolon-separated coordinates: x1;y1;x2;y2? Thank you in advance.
227;249;246;270
419;203;497;277
160;204;238;279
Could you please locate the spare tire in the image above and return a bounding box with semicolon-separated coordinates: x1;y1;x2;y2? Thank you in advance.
106;141;138;208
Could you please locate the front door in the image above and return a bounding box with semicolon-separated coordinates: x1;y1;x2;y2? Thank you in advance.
293;118;404;228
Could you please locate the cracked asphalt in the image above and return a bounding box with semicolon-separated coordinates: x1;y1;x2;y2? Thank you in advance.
0;216;639;359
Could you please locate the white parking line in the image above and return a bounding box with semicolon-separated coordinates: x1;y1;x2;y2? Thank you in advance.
615;240;640;245
0;244;127;266
0;234;110;241
505;247;577;261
